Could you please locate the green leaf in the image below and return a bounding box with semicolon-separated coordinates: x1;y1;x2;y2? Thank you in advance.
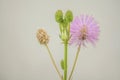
60;59;64;70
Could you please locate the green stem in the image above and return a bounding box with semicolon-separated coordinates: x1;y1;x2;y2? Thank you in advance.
68;23;70;38
68;46;81;80
64;41;68;80
45;44;63;80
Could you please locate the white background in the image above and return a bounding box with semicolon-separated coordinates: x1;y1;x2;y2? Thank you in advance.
0;0;120;80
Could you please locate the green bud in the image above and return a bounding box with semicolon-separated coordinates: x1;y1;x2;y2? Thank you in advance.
65;10;73;22
55;10;63;23
60;59;64;70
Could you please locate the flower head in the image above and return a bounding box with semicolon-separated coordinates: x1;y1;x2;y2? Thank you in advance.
36;29;49;44
69;15;100;46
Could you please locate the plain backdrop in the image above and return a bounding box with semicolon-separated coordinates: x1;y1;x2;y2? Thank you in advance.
0;0;120;80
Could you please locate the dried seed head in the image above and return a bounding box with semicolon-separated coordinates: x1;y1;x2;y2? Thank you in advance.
36;29;49;44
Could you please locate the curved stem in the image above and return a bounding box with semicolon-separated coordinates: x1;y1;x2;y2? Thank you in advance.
68;46;81;80
45;44;63;80
64;41;68;80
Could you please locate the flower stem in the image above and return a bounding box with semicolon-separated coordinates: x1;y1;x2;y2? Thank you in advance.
64;41;68;80
68;46;81;80
45;44;63;80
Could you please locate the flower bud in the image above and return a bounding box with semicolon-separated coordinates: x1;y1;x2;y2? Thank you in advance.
36;29;49;44
55;10;63;23
65;10;73;22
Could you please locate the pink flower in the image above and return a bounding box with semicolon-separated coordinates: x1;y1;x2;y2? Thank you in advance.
69;15;100;46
